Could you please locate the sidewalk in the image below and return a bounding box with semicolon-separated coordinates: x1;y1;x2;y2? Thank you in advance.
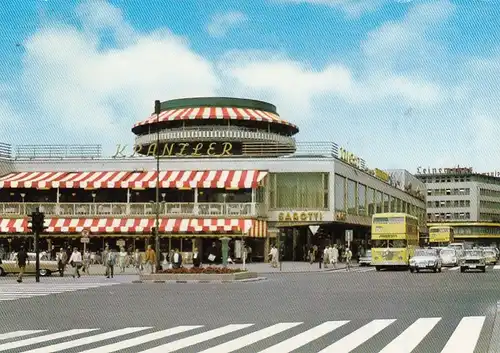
227;261;358;274
64;262;358;276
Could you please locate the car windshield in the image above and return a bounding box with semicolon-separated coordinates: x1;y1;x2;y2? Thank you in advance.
414;249;437;257
465;250;483;257
484;250;496;256
440;249;455;256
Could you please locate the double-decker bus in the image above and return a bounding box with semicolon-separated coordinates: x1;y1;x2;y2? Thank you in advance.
371;213;419;271
429;226;454;247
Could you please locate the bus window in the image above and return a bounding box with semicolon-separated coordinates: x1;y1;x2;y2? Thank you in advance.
373;240;407;248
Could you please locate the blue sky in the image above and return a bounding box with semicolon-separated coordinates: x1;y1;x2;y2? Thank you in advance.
1;0;500;173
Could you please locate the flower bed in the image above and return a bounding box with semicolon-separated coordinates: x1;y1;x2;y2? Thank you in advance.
160;266;246;274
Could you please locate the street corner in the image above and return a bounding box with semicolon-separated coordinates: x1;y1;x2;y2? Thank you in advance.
488;300;500;352
131;276;267;284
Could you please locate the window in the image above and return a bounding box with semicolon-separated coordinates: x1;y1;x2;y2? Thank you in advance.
273;173;327;209
376;191;383;213
347;179;357;214
334;174;346;212
367;188;375;216
383;194;390;212
358;184;366;215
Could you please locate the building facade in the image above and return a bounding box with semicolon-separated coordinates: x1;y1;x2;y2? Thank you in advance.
417;167;500;245
0;97;426;261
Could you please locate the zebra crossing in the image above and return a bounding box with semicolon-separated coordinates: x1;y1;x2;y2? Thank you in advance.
0;316;487;353
0;282;118;301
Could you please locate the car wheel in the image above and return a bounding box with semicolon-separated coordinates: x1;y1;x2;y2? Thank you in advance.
460;267;465;273
39;269;51;277
438;267;442;273
433;267;437;273
416;269;420;273
481;267;486;273
0;267;5;276
410;268;414;273
375;266;381;271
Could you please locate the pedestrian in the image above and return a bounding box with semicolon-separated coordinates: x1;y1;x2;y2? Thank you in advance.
56;248;67;277
16;246;28;283
105;248;116;278
118;247;127;273
134;249;143;274
82;250;91;274
144;245;156;274
330;245;339;268
192;247;201;268
344;247;353;271
323;245;330;268
172;249;182;269
269;245;278;268
68;247;82;278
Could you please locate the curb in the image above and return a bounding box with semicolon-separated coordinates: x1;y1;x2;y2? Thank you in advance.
488;300;500;353
131;277;267;284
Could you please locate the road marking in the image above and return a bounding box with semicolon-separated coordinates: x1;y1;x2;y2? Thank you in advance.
256;321;349;353
0;330;46;341
494;265;500;270
0;329;98;352
440;316;485;353
449;267;460;271
0;283;118;301
21;327;151;353
378;317;441;353
317;319;395;352
78;326;203;353
137;324;253;353
197;322;302;353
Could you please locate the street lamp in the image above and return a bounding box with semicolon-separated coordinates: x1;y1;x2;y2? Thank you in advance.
154;100;161;272
91;192;96;215
20;193;25;214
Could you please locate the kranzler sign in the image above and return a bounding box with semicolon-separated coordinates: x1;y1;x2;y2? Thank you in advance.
278;211;324;222
112;142;235;158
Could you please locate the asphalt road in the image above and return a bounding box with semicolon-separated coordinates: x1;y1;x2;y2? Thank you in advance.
1;269;500;353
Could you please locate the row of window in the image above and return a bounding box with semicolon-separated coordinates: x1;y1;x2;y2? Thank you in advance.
427;200;471;208
419;177;471;183
454;226;500;236
268;172;329;209
427;212;471;221
479;213;500;222
480;189;500;198
480;201;500;210
334;174;425;224
427;188;470;196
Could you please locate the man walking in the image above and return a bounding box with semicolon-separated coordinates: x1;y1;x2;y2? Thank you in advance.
144;245;156;274
16;246;28;283
68;247;82;278
56;247;67;277
105;248;116;278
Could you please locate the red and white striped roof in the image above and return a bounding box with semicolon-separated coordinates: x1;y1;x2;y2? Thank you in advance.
0;170;267;189
0;218;261;235
133;107;297;129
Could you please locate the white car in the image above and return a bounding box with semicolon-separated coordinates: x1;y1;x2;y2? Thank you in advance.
439;248;459;267
358;250;372;266
409;248;442;273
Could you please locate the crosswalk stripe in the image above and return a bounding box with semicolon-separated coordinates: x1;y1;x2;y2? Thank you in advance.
378;317;441;353
20;327;152;353
440;316;485;353
318;319;396;352
256;321;349;353
0;330;46;341
494;265;500;270
78;326;203;353
137;324;254;353
197;322;303;353
0;329;98;352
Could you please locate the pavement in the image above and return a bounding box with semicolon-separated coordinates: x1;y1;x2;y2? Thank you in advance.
1;266;500;352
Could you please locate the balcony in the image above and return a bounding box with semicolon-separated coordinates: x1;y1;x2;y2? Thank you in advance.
0;202;266;218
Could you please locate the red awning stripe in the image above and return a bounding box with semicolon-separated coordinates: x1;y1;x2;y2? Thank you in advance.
133;107;297;129
0;218;254;234
0;170;267;189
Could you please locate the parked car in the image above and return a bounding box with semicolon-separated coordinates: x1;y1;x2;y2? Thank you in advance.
0;252;59;277
358;250;372;266
409;248;442;273
439;248;460;267
481;248;497;265
460;249;486;273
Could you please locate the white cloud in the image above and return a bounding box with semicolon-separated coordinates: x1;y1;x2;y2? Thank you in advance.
7;0;500;172
206;11;248;38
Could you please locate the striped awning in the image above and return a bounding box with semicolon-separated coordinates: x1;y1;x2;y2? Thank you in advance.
123;170;267;189
0;218;264;235
0;170;267;189
133;107;297;129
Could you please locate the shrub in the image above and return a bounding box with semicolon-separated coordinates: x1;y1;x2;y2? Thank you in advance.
160;266;245;274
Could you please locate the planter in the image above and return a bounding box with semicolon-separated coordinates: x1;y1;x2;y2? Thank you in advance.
140;271;258;282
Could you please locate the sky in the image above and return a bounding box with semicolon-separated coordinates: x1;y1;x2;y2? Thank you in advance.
1;0;500;174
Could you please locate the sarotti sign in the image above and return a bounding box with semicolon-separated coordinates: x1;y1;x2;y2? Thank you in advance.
416;166;473;175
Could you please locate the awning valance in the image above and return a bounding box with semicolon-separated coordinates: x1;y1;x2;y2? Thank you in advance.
0;218;267;236
0;170;268;189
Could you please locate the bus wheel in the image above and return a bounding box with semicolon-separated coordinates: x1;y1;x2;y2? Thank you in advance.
375;266;381;271
410;268;414;273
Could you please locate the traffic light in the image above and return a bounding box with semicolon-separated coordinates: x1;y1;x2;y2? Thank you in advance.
27;208;46;234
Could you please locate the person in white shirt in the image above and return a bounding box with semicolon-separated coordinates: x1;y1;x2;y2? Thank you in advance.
330;245;339;268
269;245;278;268
68;247;83;278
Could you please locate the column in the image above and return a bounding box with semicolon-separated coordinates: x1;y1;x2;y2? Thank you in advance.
220;237;230;266
194;188;199;215
56;188;60;215
264;236;270;263
126;189;131;215
251;189;256;215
